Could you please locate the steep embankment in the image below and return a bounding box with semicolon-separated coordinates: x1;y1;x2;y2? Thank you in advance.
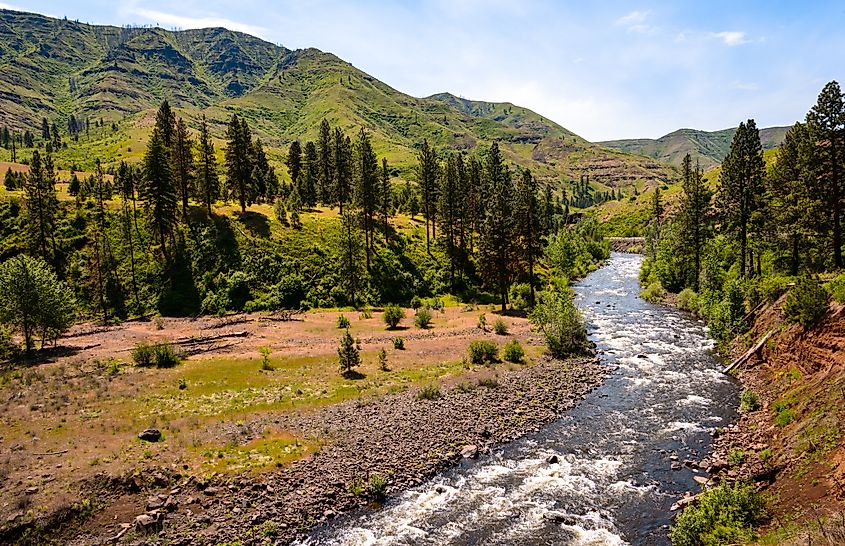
704;294;845;531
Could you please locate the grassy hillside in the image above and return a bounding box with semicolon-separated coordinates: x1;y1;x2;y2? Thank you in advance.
0;8;676;188
600;126;789;170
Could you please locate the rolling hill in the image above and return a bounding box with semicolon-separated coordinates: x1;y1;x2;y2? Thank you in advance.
0;8;676;188
599;126;790;170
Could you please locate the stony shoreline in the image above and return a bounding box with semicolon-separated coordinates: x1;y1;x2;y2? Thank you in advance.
60;355;607;545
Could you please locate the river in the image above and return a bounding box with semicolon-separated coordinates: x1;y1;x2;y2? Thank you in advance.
298;253;739;545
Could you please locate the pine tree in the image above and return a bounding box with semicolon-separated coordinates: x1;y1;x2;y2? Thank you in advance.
286;140;303;192
338;211;365;306
806;80;845;268
90;160;125;321
354;128;378;271
224;114;254;213
677;154;711;290
195;115;220;216
302;141;318;208
116;161;141;311
142;127;178;259
41;117;50;141
717;120;765;277
155;100;176;149
381;158;391;245
438;153;460;289
514;168;542;305
415;139;439;253
317;119;334;205
251;136;274;200
478;142;514;312
23;150;59;266
172;118;195;220
333;128;352;213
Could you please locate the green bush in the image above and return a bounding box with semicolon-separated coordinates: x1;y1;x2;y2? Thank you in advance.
383;304;405;329
760;275;794;303
676;288;699;314
509;283;533;311
493;317;508;335
414;307;433;329
359;306;373;319
417;383;441;400
336;314;351;329
773;398;795;427
477;376;499;389
273;198;287;226
477;313;487;330
728;448;746;467
528;287;589;358
739;389;760;413
367;474;387;500
131;340;183;368
640;281;666;303
468;339;498;365
392;337;405;350
502;339;525;363
828;273;845;304
669;482;766;546
378;347;389;371
410;295;423;310
783;276;828;328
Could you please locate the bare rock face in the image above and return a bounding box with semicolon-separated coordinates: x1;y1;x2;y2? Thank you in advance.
138;429;162;442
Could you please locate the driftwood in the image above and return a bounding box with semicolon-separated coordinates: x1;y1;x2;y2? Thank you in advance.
724;329;775;374
182;342;239;356
172;331;249;346
34;449;69;456
205;314;252;329
260;310;305;322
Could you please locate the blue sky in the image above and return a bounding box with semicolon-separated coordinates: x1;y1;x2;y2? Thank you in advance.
5;0;845;141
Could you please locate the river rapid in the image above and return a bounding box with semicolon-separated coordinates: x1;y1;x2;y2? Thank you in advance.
299;253;739;546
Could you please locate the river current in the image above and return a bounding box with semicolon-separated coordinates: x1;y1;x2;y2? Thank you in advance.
299;253;739;545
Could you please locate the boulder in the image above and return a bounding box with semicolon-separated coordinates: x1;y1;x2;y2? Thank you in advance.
134;511;164;533
138;429;162;442
460;445;478;459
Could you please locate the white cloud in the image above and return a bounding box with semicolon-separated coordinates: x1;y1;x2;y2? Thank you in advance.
615;10;655;34
711;31;748;46
127;7;268;37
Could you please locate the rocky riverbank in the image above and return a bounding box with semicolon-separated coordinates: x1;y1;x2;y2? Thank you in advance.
58;356;606;545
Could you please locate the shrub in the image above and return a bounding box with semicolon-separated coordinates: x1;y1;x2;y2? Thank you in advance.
259;346;274;371
273;198;288;226
739;389;760;413
784;276;828;328
676;288;699;314
477;313;487;330
509;283;533;311
367;474;387;500
728;448;746;467
493;317;509;335
528;287;589;358
132;340;183;368
337;329;361;375
669;482;766;546
760;275;793;303
828;273;845;304
477;376;499;389
378;348;389;371
383;304;405;329
414;307;433;329
502;339;525;363
453;381;476;393
468;339;498;365
336;314;351;329
417;383;441;400
392;337;405;350
410;295;422;310
359;306;373;319
640;281;666;303
177;378;188;390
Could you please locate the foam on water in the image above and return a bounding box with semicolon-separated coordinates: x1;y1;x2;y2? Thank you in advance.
297;253;739;546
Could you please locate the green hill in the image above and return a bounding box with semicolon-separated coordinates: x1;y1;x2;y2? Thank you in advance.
0;8;676;188
599;126;789;170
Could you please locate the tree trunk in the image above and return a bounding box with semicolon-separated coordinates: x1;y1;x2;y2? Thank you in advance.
833;137;842;268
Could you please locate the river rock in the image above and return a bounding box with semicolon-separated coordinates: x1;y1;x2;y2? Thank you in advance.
546;454;560;464
134;511;164;533
460;445;479;459
138;429;162;442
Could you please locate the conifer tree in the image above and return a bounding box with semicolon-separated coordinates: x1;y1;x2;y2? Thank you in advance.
717;120;765;277
806;80;845;268
415;139;439;253
302;141;318;208
23;150;59;267
116;161;141;310
172;117;195;219
338;211;365;306
195;116;220;216
354;128;379;271
41;117;50;141
438;154;460;289
286;140;303;192
224;114;254;213
333;128;352;213
317;119;334;205
381;157;391;245
155;100;176;149
514;168;542;305
142;127;178;258
478;142;514;311
677;154;710;290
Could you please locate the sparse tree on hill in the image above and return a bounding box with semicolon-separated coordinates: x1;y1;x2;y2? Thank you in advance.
333;128;352;213
23;149;59;267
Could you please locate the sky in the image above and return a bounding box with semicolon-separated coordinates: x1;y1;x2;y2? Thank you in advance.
4;0;845;141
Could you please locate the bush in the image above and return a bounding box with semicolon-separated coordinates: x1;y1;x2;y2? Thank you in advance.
676;288;699;314
359;306;373;319
783;276;828;328
132;340;183;368
417;383;441;400
739;389;760;413
414;307;433;329
392;337;405;350
383;304;405;329
477;376;499;389
669;482;766;546
528;287;589;358
493;317;509;335
259;346;274;371
728;448;746;467
367;474;387;500
773;399;795;427
378;347;389;371
502;339;525;363
509;283;533;311
337;329;361;375
274;198;288;226
410;295;423;310
477;313;487;330
760;275;794;303
828;273;845;304
336;314;351;329
468;340;498;365
640;281;666;303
